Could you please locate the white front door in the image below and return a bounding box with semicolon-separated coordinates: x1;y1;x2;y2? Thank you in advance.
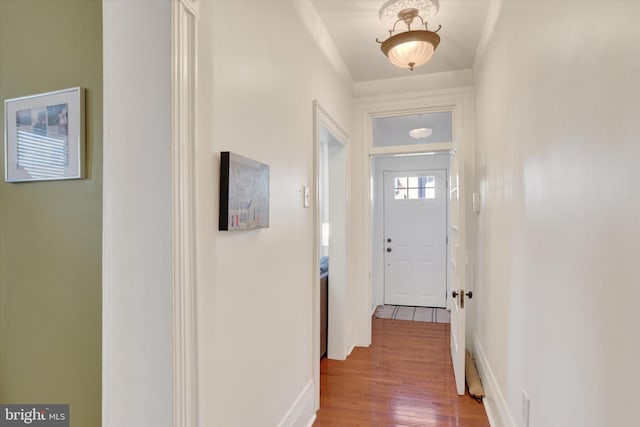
383;169;447;307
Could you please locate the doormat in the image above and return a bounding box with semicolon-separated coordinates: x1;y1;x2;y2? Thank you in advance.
375;305;451;323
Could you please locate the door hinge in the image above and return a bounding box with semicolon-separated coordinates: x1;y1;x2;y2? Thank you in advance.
446;235;449;245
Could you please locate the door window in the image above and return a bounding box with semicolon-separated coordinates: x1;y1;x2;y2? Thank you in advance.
394;176;436;200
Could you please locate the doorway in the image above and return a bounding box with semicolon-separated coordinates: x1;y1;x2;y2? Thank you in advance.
383;168;448;307
312;101;349;410
356;89;474;396
372;153;451;311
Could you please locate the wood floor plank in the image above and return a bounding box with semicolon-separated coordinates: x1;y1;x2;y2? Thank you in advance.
314;317;489;427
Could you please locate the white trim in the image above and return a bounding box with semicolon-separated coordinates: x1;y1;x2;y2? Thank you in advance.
347;344;356;357
278;380;316;427
312;101;350;410
315;101;350;144
312;102;322;411
101;5;114;426
472;332;517;427
178;0;200;16
370;142;452;156
171;1;200;426
354;87;475;352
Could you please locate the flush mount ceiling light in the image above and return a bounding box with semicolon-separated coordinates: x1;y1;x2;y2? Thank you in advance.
376;0;442;71
409;127;433;139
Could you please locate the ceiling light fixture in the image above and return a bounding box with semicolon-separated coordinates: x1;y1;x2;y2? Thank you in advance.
409;127;433;139
376;0;442;71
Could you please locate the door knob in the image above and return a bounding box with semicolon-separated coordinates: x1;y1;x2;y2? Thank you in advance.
386;248;392;252
452;290;472;308
386;238;392;243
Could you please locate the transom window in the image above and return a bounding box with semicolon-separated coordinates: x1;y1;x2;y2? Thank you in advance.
373;111;453;147
394;176;435;200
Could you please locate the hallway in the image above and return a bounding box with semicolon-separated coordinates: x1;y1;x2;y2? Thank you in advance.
314;317;489;426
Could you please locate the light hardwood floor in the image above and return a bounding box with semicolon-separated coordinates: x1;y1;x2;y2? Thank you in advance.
314;317;490;427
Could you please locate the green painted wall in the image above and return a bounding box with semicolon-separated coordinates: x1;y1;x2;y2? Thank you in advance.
0;1;102;426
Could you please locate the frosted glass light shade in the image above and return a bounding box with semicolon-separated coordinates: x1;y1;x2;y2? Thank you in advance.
380;30;440;71
409;127;433;139
389;41;434;69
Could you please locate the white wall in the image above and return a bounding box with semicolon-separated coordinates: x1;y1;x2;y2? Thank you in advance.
102;1;172;426
196;1;353;425
473;2;640;426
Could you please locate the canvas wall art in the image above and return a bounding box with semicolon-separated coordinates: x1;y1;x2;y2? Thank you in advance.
219;152;270;231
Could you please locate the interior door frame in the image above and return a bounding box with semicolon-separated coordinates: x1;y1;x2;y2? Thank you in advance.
353;87;476;363
312;101;350;411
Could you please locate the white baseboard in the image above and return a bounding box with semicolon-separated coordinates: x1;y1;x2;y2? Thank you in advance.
304;414;317;427
347;344;355;357
278;380;316;427
472;332;517;427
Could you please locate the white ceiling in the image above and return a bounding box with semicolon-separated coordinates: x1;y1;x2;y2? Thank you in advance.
310;0;492;82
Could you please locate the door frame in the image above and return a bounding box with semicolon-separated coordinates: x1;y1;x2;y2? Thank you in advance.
352;87;475;358
375;159;451;309
170;1;200;425
312;101;350;410
103;1;200;426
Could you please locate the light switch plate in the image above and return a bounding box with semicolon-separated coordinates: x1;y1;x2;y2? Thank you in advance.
303;186;310;208
472;192;480;213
